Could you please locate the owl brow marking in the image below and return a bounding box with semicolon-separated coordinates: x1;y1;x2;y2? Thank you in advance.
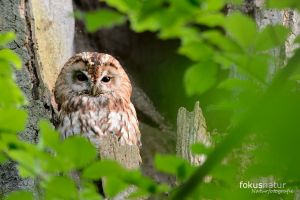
88;62;118;82
101;62;118;69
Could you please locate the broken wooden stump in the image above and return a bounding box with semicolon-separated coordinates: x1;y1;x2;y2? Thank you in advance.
176;101;211;166
98;135;141;169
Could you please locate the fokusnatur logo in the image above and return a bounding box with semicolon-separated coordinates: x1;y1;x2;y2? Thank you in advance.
239;181;294;195
239;181;286;189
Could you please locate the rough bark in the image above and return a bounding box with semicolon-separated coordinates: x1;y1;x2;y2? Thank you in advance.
98;135;141;169
0;0;74;195
1;0;41;194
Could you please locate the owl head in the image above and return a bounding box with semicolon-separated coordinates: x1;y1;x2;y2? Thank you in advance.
54;52;132;109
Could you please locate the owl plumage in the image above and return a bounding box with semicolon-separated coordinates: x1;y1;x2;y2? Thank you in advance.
54;52;141;148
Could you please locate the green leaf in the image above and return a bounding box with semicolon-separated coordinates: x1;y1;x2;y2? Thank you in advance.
201;0;226;11
171;0;199;11
132;11;163;32
105;0;140;13
17;165;36;178
57;136;97;169
248;54;269;82
154;154;193;181
226;0;243;4
82;160;125;180
214;54;234;69
196;13;225;27
218;78;261;93
0;153;8;164
0;78;25;106
191;143;211;155
79;182;103;200
289;73;300;81
0;49;22;69
160;26;199;42
37;150;66;173
294;35;300;44
8;150;36;178
132;0;194;33
0;32;16;46
122;170;160;194
224;12;257;49
0;60;13;77
179;41;214;61
224;53;269;82
83;161;161;196
184;62;218;95
45;176;77;200
76;9;126;32
0;108;27;132
104;177;128;197
155;154;183;175
266;0;300;10
202;30;242;52
128;188;149;199
38;120;60;150
0;133;23;151
5;191;33;200
255;25;290;51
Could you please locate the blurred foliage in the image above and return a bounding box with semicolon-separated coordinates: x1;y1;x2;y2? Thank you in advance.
2;0;300;199
75;10;126;32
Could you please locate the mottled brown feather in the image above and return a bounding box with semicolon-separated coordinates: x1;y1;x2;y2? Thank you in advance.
54;52;141;147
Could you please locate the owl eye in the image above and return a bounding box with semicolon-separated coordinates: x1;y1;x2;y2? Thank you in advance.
74;71;88;82
101;76;111;83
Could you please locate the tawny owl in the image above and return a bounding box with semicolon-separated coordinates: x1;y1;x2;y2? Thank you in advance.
54;52;141;148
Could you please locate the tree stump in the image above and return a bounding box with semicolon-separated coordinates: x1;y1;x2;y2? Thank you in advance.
98;135;141;169
176;102;211;165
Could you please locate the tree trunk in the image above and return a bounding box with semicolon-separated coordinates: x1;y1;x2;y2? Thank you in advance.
0;0;74;195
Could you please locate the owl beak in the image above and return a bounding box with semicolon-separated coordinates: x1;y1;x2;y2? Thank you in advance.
91;85;99;96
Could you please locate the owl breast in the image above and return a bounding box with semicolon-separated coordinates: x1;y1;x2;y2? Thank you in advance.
57;96;140;147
